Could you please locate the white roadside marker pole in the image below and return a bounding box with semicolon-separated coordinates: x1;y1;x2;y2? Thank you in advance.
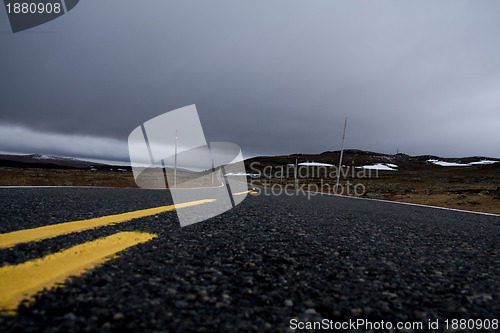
294;158;298;189
335;117;347;194
174;129;178;188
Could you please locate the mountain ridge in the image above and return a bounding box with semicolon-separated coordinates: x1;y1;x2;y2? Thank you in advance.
1;150;499;171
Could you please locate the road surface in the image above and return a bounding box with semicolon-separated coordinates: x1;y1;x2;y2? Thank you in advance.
0;187;499;332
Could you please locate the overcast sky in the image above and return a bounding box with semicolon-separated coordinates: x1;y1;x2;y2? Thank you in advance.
1;0;499;162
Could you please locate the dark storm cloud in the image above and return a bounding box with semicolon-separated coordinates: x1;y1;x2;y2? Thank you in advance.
1;0;499;161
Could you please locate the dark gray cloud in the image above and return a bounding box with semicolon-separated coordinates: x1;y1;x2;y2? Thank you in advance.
1;0;499;161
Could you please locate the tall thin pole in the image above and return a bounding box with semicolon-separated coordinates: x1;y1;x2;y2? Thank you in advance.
174;129;178;188
294;158;298;189
335;117;347;193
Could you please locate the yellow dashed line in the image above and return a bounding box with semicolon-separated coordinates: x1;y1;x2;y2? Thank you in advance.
0;232;156;312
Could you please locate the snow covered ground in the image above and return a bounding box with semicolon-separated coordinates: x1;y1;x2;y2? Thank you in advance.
468;160;498;165
298;162;335;167
288;161;398;170
357;163;398;171
427;159;498;167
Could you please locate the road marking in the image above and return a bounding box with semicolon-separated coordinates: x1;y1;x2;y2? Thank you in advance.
318;191;500;216
0;231;156;312
251;184;499;216
233;188;258;196
0;199;215;248
233;190;252;195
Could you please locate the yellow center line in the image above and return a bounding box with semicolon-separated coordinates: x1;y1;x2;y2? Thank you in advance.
233;190;252;196
0;231;156;312
0;199;215;249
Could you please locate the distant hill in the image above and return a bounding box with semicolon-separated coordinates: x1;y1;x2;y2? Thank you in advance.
0;154;130;171
1;150;498;173
244;149;500;172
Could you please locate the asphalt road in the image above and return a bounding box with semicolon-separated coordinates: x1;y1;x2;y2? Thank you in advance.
0;187;499;332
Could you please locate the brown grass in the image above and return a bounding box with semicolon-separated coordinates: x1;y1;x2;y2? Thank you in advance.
0;167;138;188
0;167;223;189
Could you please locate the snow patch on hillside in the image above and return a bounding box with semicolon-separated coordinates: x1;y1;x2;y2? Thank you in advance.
427;159;498;167
298;162;335;167
469;160;498;165
357;163;398;171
